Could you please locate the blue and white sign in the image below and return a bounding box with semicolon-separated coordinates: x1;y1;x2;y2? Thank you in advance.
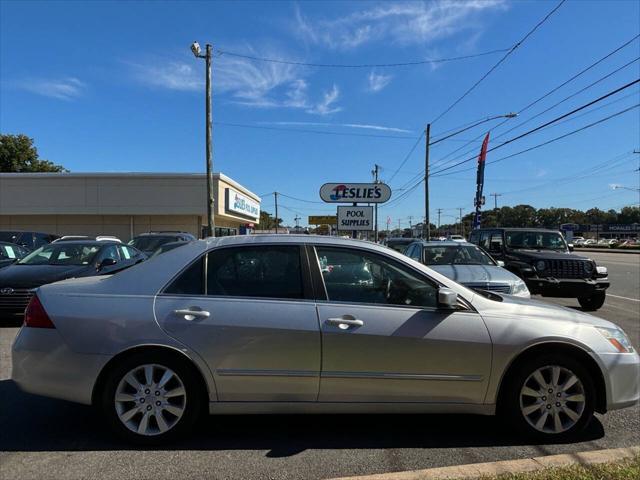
225;188;260;220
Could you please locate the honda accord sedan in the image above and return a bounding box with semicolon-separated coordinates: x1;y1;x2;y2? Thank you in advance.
12;235;639;444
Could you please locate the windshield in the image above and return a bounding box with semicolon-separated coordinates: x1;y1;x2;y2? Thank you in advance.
386;241;412;253
18;243;100;266
505;231;568;251
423;245;496;266
129;236;176;251
0;244;25;260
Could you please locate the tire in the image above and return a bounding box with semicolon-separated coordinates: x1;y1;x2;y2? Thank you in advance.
99;351;204;445
502;354;595;441
578;291;606;311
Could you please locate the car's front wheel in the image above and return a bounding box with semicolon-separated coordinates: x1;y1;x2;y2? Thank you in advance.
578;291;606;311
100;352;204;444
503;354;595;440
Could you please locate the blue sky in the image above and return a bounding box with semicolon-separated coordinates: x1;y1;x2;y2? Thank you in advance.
1;0;639;228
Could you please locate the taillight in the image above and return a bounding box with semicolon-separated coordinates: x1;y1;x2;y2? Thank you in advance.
24;295;55;329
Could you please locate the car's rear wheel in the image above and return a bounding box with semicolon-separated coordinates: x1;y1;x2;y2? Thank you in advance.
100;352;204;444
503;354;595;440
578;291;606;311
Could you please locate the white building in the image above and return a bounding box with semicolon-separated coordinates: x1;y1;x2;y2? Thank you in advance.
0;172;261;240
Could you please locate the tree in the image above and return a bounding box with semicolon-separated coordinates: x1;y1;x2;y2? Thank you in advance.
0;134;67;172
258;211;282;229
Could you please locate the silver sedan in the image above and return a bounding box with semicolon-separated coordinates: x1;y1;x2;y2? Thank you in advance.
11;235;640;444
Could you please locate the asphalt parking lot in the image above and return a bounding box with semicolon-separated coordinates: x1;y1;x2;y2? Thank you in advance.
0;251;638;480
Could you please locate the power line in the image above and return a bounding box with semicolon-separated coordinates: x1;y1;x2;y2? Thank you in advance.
215;47;512;69
430;79;640;175
430;0;566;124
214;121;414;140
432;103;640;177
429;34;640;171
387;132;425;184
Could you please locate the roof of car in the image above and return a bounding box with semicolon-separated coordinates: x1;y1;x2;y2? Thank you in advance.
411;240;474;247
476;227;560;232
135;232;191;236
45;240;120;246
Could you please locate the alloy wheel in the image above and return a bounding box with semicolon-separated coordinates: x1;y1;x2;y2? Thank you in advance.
519;365;586;434
114;364;187;436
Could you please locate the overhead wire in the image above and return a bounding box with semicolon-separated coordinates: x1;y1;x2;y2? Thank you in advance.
429;0;567;124
214;47;512;69
429;79;640;176
428;34;640;171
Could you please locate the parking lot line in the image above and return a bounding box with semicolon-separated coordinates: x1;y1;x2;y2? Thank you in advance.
607;294;640;303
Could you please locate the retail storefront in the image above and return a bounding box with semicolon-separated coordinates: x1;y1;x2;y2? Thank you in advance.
0;172;260;241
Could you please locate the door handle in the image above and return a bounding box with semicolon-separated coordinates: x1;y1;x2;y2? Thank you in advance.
174;309;210;321
327;317;364;329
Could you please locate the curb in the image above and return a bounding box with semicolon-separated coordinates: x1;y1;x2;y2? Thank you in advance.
328;446;640;480
577;248;640;254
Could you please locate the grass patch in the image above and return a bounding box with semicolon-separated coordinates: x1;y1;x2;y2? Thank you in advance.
482;455;640;480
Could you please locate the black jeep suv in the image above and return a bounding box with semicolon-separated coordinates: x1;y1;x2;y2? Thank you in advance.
469;228;609;310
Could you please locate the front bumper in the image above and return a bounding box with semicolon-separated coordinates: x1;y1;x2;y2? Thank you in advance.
592;351;640;411
11;327;110;405
524;277;609;298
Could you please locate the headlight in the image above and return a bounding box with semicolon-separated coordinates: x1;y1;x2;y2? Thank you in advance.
584;262;594;273
595;326;635;353
512;279;530;298
535;260;546;271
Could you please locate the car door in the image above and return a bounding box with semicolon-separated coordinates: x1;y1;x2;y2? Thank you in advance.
312;245;491;404
154;244;321;402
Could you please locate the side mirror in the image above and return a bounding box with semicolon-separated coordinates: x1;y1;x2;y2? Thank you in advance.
496;260;505;267
438;287;458;309
568;244;574;252
97;258;117;270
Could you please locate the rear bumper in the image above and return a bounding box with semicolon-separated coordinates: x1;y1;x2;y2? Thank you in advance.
11;327;110;405
593;351;640;411
524;277;609;298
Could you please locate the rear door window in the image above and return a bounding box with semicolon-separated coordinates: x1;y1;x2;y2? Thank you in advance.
207;246;304;300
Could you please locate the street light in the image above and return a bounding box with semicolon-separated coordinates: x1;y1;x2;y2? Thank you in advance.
191;41;215;238
423;112;516;240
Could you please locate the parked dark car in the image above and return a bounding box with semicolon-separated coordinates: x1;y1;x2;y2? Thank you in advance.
0;242;30;269
128;231;197;256
0;230;58;250
468;228;609;310
384;237;417;253
0;241;145;315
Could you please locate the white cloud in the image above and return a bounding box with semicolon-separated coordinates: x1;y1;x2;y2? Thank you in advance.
17;77;86;100
266;121;412;133
367;71;392;92
128;48;341;115
294;1;506;50
307;84;341;115
129;61;201;91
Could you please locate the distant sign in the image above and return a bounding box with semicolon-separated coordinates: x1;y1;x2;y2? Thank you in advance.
309;215;337;225
320;183;391;203
337;206;373;231
225;188;260;220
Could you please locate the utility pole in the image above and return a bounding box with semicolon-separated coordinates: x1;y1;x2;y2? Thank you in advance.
458;207;464;238
398;218;401;233
274;192;279;234
294;215;301;228
408;215;413;229
490;193;502;210
191;41;215;238
423;124;431;240
372;164;380;243
436;208;443;238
